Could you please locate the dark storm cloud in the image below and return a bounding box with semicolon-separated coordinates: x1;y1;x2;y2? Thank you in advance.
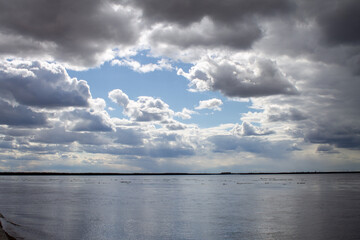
306;126;360;149
317;0;360;46
145;0;296;51
0;60;90;108
129;0;295;51
149;19;262;50
0;99;47;127
0;0;138;68
124;0;294;26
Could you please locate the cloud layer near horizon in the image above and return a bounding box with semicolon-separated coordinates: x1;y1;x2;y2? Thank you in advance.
0;0;359;172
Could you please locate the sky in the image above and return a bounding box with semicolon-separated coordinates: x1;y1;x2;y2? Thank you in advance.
0;0;359;172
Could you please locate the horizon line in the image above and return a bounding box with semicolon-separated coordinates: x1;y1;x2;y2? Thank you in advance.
0;171;359;176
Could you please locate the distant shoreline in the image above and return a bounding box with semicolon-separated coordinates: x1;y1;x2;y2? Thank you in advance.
0;171;359;176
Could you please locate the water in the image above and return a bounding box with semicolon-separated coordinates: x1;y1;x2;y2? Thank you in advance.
0;174;359;240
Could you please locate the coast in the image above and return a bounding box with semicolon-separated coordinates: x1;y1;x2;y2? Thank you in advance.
0;215;15;240
0;225;14;240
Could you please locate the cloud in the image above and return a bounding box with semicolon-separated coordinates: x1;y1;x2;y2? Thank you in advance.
0;0;139;69
127;96;173;122
0;59;97;132
79;127;196;159
267;107;308;122
0;99;47;127
231;122;274;136
306;125;360;150
109;89;174;122
165;121;187;131
317;145;340;154
255;1;360;75
108;89;130;108
61;109;114;132
1;0;360;172
124;0;294;26
114;127;146;146
149;17;262;50
246;58;360;150
146;144;194;158
195;98;223;111
60;98;114;132
175;108;197;120
0;59;90;108
179;57;298;98
0;127;33;137
316;0;360;46
111;58;173;73
31;126;109;145
82;143;195;159
207;134;291;159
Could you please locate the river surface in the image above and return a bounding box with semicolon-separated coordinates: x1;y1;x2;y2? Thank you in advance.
0;174;359;240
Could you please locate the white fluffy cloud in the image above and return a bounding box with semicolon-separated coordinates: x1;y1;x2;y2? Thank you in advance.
111;58;173;73
195;98;223;111
175;108;197;120
231;122;274;136
108;89;130;109
109;89;174;122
